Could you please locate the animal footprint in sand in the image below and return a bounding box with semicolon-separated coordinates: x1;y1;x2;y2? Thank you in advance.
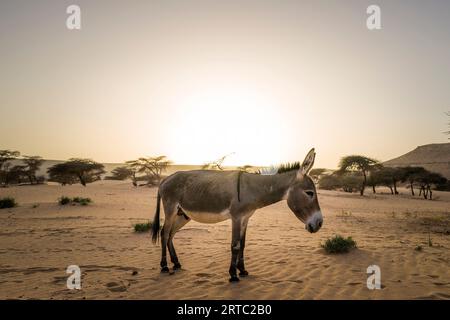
106;281;128;292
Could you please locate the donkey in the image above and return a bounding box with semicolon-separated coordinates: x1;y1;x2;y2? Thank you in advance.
151;148;323;282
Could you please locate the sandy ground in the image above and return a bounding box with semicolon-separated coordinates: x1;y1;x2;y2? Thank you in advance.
0;181;449;300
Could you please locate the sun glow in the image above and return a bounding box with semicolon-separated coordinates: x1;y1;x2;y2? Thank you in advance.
166;87;286;166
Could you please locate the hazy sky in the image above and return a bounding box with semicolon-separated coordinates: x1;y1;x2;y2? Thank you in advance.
1;0;449;168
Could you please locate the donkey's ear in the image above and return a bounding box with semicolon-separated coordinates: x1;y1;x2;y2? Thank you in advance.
298;148;316;178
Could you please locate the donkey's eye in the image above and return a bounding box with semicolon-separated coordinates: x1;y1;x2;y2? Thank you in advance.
305;191;314;198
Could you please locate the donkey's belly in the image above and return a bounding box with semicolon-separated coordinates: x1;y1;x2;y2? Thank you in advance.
180;207;231;224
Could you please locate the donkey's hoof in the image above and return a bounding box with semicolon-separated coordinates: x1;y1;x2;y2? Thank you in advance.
229;276;240;282
173;263;182;270
239;270;249;276
161;266;170;273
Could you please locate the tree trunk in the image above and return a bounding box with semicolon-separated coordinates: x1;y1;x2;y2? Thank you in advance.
393;180;399;194
389;186;394;194
360;172;366;196
79;175;86;187
427;185;432;200
372;185;376;194
410;182;415;196
423;187;428;199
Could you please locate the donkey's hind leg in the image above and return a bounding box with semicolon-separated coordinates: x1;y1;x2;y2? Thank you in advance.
168;210;190;270
160;200;177;273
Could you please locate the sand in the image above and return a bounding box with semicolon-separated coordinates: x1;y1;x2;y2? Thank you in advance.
0;181;449;300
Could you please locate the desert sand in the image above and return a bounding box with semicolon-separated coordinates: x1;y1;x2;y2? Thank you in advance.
0;180;449;300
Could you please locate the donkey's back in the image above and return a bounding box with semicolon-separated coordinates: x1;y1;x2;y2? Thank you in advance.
159;170;240;214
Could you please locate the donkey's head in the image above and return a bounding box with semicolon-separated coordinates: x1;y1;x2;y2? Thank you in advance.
286;148;323;233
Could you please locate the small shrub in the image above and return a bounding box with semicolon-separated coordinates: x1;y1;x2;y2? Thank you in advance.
58;196;92;206
58;196;71;205
79;199;91;206
72;197;92;206
415;245;423;251
322;235;357;254
134;222;152;233
0;197;17;209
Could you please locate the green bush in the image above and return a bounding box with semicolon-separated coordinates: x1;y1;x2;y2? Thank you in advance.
58;196;92;206
0;197;17;209
58;196;71;205
322;235;357;253
134;222;152;233
72;197;92;206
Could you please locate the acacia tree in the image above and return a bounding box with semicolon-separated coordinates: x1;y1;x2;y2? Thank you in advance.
47;158;105;186
417;171;447;200
108;166;133;180
367;169;380;194
124;160;142;187
400;166;427;196
338;155;379;196
391;167;406;195
107;165;140;187
0;150;20;168
127;156;171;186
47;163;78;185
376;167;404;195
7;165;28;184
22;156;44;184
369;167;399;194
0;150;21;186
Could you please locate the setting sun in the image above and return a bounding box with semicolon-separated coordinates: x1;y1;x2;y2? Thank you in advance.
166;86;287;166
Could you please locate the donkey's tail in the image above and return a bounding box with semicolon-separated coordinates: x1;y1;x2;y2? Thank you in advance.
151;191;161;244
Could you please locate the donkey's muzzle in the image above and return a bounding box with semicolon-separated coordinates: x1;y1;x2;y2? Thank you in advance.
306;212;323;233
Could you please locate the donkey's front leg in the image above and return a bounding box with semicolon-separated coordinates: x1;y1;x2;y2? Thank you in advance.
237;218;249;276
229;217;242;282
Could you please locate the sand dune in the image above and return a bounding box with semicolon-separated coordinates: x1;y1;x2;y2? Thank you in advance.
0;181;449;299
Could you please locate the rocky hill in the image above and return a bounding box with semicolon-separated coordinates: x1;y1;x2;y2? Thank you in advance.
384;143;450;179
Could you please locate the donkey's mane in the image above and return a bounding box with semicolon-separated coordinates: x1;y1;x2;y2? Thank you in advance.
276;162;301;174
254;162;300;175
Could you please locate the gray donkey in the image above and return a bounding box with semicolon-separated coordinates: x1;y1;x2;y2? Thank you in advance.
151;148;323;282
